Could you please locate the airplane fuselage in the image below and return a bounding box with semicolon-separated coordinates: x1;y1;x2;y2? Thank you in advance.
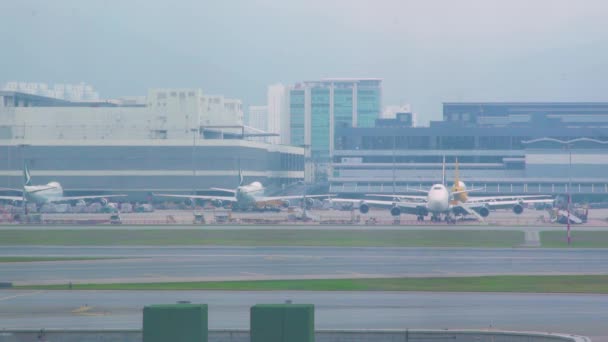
426;184;450;214
234;181;265;208
23;182;64;204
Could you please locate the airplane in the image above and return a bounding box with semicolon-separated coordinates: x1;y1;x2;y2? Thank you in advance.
418;158;552;211
0;163;126;210
153;170;330;211
330;157;554;223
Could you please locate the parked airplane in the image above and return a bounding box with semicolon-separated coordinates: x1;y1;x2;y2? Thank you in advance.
154;170;330;211
331;157;553;223
0;163;126;208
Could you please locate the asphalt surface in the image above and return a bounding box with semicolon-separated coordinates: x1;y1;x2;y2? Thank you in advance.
2;246;608;285
2;224;608;230
0;290;606;341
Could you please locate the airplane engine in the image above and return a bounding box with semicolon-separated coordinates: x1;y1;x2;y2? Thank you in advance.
390;206;401;217
512;204;524;215
416;206;428;217
76;199;86;207
478;206;490;218
184;198;194;206
305;198;315;208
211;199;223;208
281;200;290;208
359;203;370;214
100;198;109;206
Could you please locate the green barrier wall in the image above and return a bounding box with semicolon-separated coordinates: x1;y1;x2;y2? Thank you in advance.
251;304;314;342
143;304;208;342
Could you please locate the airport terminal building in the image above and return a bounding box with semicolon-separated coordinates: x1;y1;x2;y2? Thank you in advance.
331;102;608;199
0;90;304;199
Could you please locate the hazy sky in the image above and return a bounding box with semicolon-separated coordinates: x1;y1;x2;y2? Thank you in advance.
2;0;608;124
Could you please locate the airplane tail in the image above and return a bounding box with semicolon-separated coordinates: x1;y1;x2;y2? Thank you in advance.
238;160;244;186
454;157;460;187
441;155;446;186
238;169;244;186
23;161;31;186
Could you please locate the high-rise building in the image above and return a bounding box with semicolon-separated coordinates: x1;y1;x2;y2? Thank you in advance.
288;78;382;180
246;105;268;142
267;83;289;145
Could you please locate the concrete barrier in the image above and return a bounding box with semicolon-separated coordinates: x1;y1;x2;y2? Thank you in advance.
0;329;592;342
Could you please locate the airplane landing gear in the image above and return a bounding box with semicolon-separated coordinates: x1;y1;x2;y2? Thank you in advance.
417;215;424;222
445;215;456;224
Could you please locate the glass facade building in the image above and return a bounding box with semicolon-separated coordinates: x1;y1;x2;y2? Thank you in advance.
288;79;382;180
288;89;305;147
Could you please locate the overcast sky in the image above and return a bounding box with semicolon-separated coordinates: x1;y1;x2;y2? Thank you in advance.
2;0;607;124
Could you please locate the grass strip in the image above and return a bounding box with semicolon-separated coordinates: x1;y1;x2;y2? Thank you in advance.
17;275;608;293
541;231;608;248
0;229;524;247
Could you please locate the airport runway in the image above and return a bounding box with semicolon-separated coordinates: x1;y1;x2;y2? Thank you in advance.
2;246;608;284
2;224;608;230
0;290;606;341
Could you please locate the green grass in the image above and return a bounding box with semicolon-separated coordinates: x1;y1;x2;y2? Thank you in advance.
541;231;608;248
0;229;524;247
17;275;608;294
0;256;116;263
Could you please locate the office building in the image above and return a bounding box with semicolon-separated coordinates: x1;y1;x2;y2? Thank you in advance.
331;102;608;198
267;83;289;145
288;78;382;181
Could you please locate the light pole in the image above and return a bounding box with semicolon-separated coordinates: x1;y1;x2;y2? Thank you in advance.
300;144;311;219
190;128;198;210
17;144;30;214
567;143;572;245
392;135;396;197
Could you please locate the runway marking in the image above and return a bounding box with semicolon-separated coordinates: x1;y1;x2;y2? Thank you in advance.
0;291;43;302
72;305;107;316
72;305;93;314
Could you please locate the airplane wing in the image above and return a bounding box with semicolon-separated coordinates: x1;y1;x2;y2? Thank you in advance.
153;193;237;202
464;198;553;210
209;188;237;194
0;187;23;192
370;194;428;202
406;188;430;194
50;194;129;203
0;195;24;202
466;195;552;203
329;198;424;216
255;194;332;205
27;186;59;194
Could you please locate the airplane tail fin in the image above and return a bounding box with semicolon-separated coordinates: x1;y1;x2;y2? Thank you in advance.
23;161;31;186
441;155;446;186
454;157;460;187
238;159;244;186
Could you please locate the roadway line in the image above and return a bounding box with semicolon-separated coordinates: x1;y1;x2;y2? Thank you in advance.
0;290;44;302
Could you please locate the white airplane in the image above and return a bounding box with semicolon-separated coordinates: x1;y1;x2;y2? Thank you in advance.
0;163;126;208
154;170;330;211
331;157;553;223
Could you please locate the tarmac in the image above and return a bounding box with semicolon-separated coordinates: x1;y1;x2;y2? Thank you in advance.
1;290;607;341
2;246;608;285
